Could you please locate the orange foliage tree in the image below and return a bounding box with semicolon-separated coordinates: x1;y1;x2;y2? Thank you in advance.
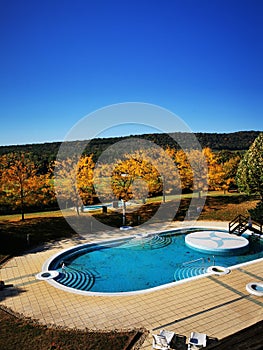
167;147;228;194
0;152;53;220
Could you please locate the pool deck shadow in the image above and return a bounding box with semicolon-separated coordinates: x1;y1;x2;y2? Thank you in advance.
0;221;262;350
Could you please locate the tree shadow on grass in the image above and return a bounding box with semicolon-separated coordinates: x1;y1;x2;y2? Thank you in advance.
205;194;254;204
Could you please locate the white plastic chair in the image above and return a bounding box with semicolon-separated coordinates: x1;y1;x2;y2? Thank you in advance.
152;329;175;349
188;331;207;349
160;329;175;345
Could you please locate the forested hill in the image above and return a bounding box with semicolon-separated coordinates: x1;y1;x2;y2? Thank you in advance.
0;130;261;162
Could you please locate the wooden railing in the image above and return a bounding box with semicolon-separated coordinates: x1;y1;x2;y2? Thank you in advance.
229;214;262;236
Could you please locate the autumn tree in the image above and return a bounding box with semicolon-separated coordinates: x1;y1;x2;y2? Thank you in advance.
172;148;193;192
54;155;95;214
111;154;157;202
165;147;227;194
0;152;52;220
93;156;150;204
222;155;241;192
202;147;226;191
93;162;114;202
150;148;181;197
54;156;80;214
187;149;208;196
77;155;95;205
110;149;180;202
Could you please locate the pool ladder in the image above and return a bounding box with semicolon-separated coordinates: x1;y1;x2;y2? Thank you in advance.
181;256;215;267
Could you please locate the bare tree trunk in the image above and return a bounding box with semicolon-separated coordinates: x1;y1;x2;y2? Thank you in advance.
20;183;25;221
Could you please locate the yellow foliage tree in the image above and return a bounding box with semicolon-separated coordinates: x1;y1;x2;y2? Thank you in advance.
222;155;241;191
110;148;180;202
164;147;227;194
187;149;208;195
111;155;156;202
173;148;193;191
203;147;226;191
54;155;95;214
77;155;95;205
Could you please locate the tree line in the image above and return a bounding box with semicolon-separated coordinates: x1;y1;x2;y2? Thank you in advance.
0;130;261;165
0;132;262;221
0;145;247;219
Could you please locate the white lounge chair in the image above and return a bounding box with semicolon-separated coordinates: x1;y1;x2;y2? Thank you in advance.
188;331;207;349
152;329;175;349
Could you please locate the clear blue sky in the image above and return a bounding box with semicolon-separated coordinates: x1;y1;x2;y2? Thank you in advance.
0;0;262;146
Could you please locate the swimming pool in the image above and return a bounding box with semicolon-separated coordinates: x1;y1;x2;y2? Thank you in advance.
82;203;113;212
43;228;263;296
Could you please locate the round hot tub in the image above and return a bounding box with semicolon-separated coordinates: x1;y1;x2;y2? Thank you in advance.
185;231;249;256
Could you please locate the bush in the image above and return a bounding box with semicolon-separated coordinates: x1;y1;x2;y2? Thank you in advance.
249;201;263;224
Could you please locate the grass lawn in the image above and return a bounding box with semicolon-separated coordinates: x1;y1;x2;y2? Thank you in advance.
198;192;258;221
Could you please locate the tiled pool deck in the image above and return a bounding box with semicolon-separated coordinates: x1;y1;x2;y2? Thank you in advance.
1;221;262;349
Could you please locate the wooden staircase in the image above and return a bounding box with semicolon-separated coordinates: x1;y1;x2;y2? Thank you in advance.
229;215;262;236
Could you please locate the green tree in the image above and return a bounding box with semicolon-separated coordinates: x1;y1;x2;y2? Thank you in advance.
237;133;263;223
236;133;263;199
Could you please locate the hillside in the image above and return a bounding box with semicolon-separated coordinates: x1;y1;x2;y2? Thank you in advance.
0;130;261;162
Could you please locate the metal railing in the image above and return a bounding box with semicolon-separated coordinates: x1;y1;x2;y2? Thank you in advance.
181;256;215;267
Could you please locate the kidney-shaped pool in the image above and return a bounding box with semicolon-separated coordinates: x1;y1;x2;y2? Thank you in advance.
39;227;263;296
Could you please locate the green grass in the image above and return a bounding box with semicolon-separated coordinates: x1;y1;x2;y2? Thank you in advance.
0;208;73;222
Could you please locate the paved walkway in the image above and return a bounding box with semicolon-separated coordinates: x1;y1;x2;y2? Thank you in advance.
1;221;262;349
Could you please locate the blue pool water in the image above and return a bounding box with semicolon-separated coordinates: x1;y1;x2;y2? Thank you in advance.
47;228;263;294
82;203;113;211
